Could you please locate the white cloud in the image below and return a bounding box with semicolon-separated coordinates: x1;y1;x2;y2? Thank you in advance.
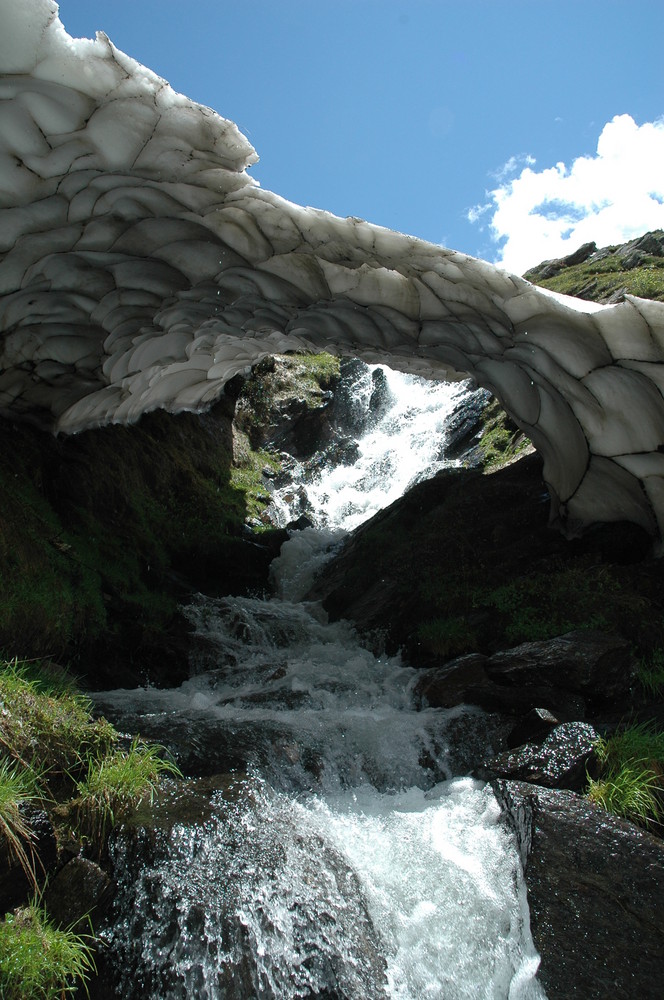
469;115;664;275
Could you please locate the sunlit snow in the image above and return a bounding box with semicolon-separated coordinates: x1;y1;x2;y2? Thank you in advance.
2;0;664;541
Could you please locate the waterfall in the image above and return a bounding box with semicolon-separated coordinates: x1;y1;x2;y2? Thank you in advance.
94;365;546;999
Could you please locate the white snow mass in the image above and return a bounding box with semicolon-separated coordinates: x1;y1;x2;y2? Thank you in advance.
2;0;664;544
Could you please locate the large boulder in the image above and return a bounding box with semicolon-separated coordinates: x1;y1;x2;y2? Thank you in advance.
494;779;664;999
414;630;633;717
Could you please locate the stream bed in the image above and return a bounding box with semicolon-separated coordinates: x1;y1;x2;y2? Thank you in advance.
92;365;546;998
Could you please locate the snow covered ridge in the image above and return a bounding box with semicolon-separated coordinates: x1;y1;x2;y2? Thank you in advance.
2;1;664;543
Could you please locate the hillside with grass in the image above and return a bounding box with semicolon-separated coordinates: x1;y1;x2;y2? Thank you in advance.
523;230;664;303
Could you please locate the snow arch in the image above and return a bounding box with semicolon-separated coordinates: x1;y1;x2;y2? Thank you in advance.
2;1;664;540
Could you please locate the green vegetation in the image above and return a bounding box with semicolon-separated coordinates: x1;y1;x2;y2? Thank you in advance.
0;656;178;858
476;399;532;472
230;445;281;526
0;761;39;890
0;656;181;996
637;649;664;697
293;352;341;392
481;562;619;645
74;738;180;846
0;902;95;999
416;617;477;660
0;351;342;679
0;658;115;791
524;232;664;303
235;352;341;439
414;552;654;657
587;722;664;828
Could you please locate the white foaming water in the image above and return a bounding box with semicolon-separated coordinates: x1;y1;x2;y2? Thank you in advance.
270;365;468;533
95;368;546;998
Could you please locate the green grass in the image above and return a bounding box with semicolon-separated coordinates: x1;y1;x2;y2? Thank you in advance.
74;739;181;846
293;352;341;393
587;722;664;827
524;239;664;303
0;761;40;890
0;658;116;789
0;903;95;999
636;649;664;697
0;657;183;993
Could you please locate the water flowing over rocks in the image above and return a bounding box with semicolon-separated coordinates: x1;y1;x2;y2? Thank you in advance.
1;5;664;992
494;780;664;1000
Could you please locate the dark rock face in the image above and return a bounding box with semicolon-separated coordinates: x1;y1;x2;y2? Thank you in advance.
44;856;113;932
440;386;492;462
0;806;57;913
413;630;633;717
486;630;633;711
534;241;598;280
494;780;664;999
477;722;598;790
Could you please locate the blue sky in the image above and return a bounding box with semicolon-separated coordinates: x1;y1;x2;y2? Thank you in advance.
56;1;664;273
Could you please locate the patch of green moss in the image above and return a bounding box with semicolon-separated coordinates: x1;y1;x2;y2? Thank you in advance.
0;400;261;672
475;399;532;472
230;447;280;526
294;352;341;393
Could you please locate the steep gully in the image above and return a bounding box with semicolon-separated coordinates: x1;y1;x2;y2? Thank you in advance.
90;366;546;999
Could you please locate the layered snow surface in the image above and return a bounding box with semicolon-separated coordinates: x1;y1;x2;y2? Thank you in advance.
2;0;664;541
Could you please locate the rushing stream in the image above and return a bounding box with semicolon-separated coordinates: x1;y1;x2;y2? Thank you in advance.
93;364;545;999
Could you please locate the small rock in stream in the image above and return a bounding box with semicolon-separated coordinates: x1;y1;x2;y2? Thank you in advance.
476;721;598;790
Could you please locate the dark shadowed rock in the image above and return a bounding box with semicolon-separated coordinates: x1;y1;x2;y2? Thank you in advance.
44;856;113;932
507;708;560;748
413;630;630;717
485;630;633;711
477;722;598;790
0;805;57;913
494;779;664;999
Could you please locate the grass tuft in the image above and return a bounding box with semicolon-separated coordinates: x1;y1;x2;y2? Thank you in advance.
0;761;40;890
0;658;116;791
74;739;181;846
0;902;95;999
636;649;664;697
587;722;664;827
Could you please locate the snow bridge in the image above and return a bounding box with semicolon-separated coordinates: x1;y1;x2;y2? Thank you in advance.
2;1;664;542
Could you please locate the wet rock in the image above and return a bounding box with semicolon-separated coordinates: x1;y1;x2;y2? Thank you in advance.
105;782;389;1000
494;779;664;999
0;805;57;913
412;652;585;718
44;856;113;932
286;514;314;531
367;366;395;422
477;722;598;790
441;386;492;461
507;708;560;748
414;630;631;717
485;630;633;712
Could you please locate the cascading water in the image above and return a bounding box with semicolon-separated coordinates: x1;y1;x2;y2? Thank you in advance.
268;362;470;532
94;364;546;999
